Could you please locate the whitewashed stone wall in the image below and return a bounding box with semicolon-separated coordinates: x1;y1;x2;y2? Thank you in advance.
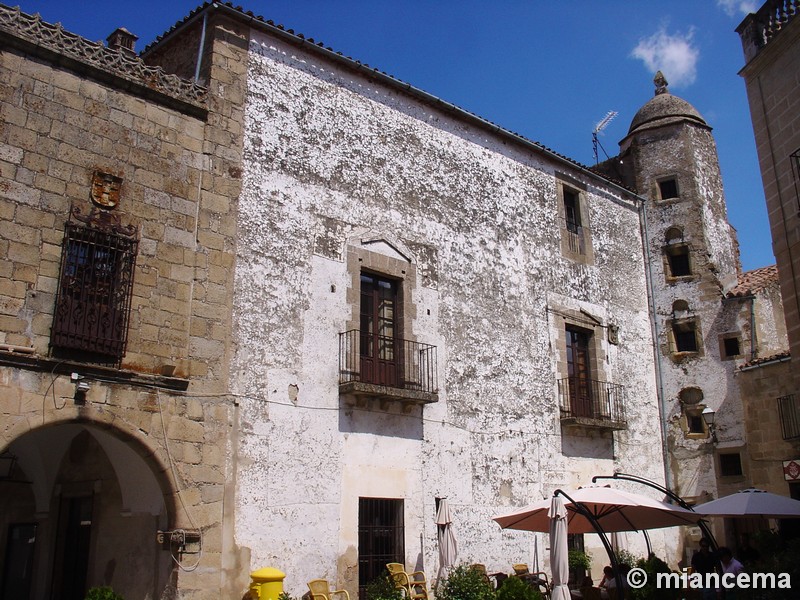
231;30;671;594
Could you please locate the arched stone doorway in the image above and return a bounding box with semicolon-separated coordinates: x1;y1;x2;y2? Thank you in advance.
0;422;177;600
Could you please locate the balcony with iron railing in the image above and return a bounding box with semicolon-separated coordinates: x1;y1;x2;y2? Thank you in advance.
558;377;627;430
778;393;800;440
338;330;438;407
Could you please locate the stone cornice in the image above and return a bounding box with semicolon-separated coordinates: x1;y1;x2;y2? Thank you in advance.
0;350;190;392
0;3;207;117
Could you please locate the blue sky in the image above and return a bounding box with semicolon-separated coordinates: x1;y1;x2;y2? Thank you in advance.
17;0;773;271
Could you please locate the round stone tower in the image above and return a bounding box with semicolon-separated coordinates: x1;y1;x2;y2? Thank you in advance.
618;73;745;537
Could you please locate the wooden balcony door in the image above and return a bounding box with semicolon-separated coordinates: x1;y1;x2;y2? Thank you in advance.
566;327;592;418
360;273;399;386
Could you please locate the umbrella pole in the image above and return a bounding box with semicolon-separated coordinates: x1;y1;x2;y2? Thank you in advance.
554;489;624;594
593;472;719;551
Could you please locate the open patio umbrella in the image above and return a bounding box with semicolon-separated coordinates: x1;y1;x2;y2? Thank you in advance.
436;498;458;579
695;488;800;518
549;495;571;600
494;485;703;533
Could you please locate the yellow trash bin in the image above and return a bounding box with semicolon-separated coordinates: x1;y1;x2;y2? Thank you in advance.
249;567;286;600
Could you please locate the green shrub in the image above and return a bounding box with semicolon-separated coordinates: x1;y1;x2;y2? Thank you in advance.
743;531;800;599
614;548;641;568
365;573;403;600
628;555;678;600
495;574;541;600
85;587;124;600
434;564;494;600
568;550;591;571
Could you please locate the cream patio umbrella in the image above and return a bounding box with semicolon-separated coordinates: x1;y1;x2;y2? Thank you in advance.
436;498;458;580
695;488;800;518
549;495;571;600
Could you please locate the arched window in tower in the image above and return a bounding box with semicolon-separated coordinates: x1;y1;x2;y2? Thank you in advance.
663;227;692;279
668;300;702;357
679;387;708;439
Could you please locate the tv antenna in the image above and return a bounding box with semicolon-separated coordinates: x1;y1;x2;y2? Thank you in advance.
592;110;617;165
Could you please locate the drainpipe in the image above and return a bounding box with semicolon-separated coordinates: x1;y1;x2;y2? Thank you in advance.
194;11;208;82
749;295;757;360
638;197;672;492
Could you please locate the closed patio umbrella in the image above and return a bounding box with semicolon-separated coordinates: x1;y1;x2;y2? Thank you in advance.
549;495;571;600
494;485;702;533
436;498;458;579
695;488;800;518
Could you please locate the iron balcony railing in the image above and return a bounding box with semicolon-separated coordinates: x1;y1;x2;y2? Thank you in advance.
339;330;438;394
558;377;626;425
778;394;800;440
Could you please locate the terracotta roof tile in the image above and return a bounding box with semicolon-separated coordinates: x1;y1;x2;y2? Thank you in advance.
727;264;779;298
740;350;790;369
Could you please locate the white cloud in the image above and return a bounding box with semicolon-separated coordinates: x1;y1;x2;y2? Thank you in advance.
716;0;759;17
631;28;699;89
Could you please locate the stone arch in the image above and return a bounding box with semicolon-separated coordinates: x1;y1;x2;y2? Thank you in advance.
0;420;179;599
665;226;684;244
672;299;690;314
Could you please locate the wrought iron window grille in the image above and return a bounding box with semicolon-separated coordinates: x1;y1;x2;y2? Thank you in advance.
51;206;138;364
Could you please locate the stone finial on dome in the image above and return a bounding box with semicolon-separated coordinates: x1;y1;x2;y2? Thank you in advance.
654;71;669;95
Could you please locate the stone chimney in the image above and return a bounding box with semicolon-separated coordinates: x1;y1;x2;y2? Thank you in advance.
106;27;138;55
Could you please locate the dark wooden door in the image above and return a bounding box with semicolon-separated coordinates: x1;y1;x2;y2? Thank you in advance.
360;274;399;386
1;523;37;600
566;328;592;417
50;496;92;600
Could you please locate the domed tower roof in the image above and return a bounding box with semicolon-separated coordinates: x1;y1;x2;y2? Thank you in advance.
627;71;709;136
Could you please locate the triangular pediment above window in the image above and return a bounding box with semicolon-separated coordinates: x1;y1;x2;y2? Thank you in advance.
359;236;412;263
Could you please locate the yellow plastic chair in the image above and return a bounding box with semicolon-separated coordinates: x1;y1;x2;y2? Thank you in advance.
530;571;550;598
386;563;428;600
512;563;529;576
307;579;350;600
469;564;492;587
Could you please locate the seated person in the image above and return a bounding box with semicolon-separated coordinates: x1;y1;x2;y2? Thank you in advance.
598;566;614;589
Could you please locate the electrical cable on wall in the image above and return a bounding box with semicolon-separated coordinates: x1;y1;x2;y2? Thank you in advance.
156;389;203;572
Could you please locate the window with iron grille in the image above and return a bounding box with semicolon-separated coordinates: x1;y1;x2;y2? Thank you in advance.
672;320;699;353
51;208;138;364
358;498;404;599
665;244;691;277
719;453;743;477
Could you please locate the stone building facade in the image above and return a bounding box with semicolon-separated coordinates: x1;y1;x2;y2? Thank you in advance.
0;1;791;599
737;0;800;505
0;4;246;599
